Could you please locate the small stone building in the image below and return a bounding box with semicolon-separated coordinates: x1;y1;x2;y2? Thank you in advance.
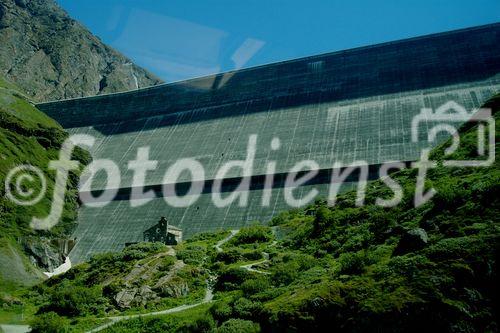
143;217;182;245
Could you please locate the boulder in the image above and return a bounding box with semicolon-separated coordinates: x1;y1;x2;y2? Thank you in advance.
115;286;160;309
22;237;64;272
134;285;159;307
115;289;137;309
156;279;189;298
393;228;429;256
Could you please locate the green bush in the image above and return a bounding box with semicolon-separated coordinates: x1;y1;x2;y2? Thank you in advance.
215;268;252;291
122;242;166;261
231;225;273;245
210;300;234;322
338;252;366;275
30;312;69;333
271;262;299;286
176;244;206;265
242;251;263;261
215;319;260;333
158;256;176;272
241;275;271;296
232;298;263;320
179;315;215;332
214;249;242;264
40;283;106;317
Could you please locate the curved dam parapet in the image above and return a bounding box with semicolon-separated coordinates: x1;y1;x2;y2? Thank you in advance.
38;23;500;263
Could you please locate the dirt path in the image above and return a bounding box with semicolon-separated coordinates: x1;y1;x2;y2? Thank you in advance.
0;325;30;333
240;259;270;274
87;231;271;332
240;251;270;274
87;281;214;333
216;230;271;274
87;246;213;333
214;230;239;253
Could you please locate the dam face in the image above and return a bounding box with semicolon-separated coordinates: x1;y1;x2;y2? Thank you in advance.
38;24;500;263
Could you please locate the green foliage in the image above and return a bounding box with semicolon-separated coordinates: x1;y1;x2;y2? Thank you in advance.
215;319;260;333
338;251;367;275
121;243;166;261
270;253;316;286
29;312;69;333
241;275;272;297
210;300;234;323
214;248;242;264
230;225;273;245
232;298;263;320
215;268;252;291
0;75;90;300
102;304;213;332
39;282;106;317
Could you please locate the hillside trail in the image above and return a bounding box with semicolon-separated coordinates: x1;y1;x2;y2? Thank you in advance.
86;246;214;333
87;281;214;333
239;251;271;275
214;229;239;253
0;325;30;333
216;229;273;274
87;230;273;332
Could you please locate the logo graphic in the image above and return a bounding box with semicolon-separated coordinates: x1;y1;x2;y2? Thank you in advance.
4;165;47;206
411;101;495;167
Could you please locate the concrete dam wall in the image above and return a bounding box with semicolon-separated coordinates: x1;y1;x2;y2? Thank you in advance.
38;23;500;263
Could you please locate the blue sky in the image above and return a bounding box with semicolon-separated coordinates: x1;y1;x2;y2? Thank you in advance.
57;0;500;83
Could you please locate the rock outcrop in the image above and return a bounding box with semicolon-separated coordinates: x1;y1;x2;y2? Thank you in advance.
0;0;162;102
22;237;65;272
114;286;161;309
155;278;189;298
393;228;429;256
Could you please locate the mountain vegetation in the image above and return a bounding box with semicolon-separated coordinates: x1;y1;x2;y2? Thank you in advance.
0;74;89;316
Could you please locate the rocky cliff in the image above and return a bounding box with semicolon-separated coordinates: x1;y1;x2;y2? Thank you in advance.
0;0;163;102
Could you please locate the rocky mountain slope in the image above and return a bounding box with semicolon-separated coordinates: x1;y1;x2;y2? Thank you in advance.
0;0;163;102
0;74;89;308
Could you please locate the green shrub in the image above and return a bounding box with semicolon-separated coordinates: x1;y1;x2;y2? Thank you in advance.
241;275;271;296
40;283;106;317
242;251;263;261
215;268;252;291
158;256;176;272
176;244;206;265
233;298;263;319
214;249;242;264
179;315;215;332
122;242;166;261
30;312;69;333
215;319;260;333
210;300;234;322
271;262;299;286
338;252;366;275
231;226;273;245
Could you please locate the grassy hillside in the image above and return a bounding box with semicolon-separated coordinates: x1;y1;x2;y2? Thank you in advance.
15;94;498;332
0;75;89;313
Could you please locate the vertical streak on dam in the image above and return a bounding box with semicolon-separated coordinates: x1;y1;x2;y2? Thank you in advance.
37;24;500;263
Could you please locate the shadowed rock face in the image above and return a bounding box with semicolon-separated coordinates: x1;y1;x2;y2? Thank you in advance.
0;0;163;102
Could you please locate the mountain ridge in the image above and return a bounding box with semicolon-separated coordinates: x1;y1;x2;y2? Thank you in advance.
0;0;163;102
